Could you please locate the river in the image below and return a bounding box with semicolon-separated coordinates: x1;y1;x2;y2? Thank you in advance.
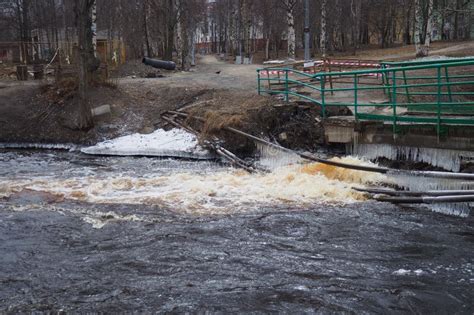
0;150;472;313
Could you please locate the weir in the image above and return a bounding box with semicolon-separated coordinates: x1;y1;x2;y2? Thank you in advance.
257;58;474;171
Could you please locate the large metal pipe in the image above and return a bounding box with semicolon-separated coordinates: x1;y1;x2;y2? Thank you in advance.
166;110;474;181
353;187;474;197
373;195;474;204
142;57;176;70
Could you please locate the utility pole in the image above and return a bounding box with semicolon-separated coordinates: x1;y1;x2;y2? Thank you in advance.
304;0;310;61
238;0;243;63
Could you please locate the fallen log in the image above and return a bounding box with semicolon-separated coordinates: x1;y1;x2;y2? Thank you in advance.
162;114;264;173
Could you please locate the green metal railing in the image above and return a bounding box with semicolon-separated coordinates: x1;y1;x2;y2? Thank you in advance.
257;59;474;137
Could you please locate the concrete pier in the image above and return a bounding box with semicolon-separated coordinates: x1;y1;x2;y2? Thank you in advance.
324;116;474;171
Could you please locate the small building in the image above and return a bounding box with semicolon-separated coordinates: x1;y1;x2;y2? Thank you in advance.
0;43;20;63
27;28;126;67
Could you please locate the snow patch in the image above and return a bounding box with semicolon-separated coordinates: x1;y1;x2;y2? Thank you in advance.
263;60;287;65
81;129;214;159
409;55;474;62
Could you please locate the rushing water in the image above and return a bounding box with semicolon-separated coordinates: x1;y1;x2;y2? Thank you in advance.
0;150;473;313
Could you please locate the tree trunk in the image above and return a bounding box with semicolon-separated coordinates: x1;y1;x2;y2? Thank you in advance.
414;0;425;57
352;0;361;51
423;0;433;50
286;0;296;60
74;0;96;130
91;0;97;57
238;0;243;59
404;3;412;44
143;0;152;57
19;0;31;63
415;0;432;57
175;0;191;71
164;0;174;60
176;0;184;67
265;37;270;61
466;1;472;40
320;0;327;57
453;0;460;39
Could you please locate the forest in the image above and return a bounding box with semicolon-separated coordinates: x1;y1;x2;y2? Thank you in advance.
1;0;472;68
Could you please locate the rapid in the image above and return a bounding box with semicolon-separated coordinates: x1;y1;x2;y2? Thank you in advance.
0;149;472;313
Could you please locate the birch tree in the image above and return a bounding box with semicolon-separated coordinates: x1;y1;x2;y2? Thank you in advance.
415;0;433;57
320;0;327;57
284;0;297;60
424;0;434;51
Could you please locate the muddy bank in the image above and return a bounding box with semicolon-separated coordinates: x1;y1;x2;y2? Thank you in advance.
0;81;215;145
0;79;338;155
0;81;126;145
183;91;350;155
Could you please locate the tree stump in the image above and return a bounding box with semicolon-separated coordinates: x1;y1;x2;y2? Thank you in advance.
16;65;28;81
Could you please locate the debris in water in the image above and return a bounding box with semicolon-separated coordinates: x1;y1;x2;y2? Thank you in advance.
392;174;473;217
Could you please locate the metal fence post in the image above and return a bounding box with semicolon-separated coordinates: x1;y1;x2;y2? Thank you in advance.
257;70;261;95
392;70;397;135
402;70;411;103
321;76;326;118
285;70;289;102
354;74;358;121
437;67;442;140
444;66;453;103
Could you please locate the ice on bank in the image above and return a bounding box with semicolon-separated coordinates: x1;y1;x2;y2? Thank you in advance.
81;129;214;159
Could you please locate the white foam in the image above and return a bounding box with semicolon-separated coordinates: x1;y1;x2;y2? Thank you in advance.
0;157;386;215
393;269;425;276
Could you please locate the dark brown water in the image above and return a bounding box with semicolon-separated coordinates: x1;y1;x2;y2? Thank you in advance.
0;151;473;313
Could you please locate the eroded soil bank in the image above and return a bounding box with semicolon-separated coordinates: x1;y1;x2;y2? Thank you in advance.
0;76;342;155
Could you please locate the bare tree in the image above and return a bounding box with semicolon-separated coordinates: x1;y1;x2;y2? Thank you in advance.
74;0;98;130
320;0;327;57
283;0;297;60
415;0;433;57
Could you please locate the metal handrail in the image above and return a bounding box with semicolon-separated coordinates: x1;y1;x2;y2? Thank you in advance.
257;59;474;138
259;59;474;78
381;57;474;67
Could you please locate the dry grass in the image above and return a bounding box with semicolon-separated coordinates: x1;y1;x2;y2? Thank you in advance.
39;78;78;105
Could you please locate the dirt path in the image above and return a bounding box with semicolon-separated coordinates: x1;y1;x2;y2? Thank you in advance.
119;55;259;91
1;45;472;145
356;41;474;61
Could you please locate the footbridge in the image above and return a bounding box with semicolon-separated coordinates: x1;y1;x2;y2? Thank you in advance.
257;58;474;171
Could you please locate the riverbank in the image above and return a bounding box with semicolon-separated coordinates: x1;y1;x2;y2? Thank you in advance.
0;56;336;155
